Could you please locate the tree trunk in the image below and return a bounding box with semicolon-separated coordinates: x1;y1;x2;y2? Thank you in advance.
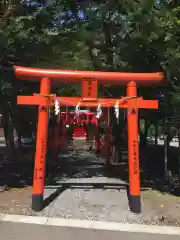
13;117;22;149
139;119;149;149
2;110;15;161
178;130;180;192
164;134;168;182
3;117;8;146
102;19;114;71
155;124;158;145
167;128;173;145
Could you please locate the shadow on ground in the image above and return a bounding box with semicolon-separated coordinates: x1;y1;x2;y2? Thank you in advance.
43;182;132;209
0;141;180;207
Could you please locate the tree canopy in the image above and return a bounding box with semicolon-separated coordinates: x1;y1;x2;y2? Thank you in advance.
0;0;180;136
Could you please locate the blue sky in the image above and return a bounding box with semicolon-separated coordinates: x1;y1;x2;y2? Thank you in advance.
21;0;86;21
21;0;160;25
21;0;42;7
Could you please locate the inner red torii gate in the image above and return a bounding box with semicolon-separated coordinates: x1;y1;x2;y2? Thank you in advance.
15;66;164;213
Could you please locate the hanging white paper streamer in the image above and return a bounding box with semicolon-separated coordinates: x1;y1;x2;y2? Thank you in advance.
96;104;102;119
114;101;119;119
74;102;80;120
54;99;60;115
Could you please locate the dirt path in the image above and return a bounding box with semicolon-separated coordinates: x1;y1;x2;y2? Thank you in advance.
0;142;180;226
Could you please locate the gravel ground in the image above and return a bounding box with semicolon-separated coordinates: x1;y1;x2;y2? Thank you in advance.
0;141;180;226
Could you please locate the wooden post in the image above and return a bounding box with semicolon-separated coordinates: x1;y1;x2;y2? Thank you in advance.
32;77;51;211
127;81;141;213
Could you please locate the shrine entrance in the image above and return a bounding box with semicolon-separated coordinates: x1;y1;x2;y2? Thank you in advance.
15;66;164;214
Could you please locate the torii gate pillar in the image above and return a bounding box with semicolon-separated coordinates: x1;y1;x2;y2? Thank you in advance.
127;81;140;213
32;77;51;211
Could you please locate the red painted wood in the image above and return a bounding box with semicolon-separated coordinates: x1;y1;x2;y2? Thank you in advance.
14;66;164;86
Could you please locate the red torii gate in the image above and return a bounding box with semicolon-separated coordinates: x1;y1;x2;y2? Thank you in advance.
15;66;164;213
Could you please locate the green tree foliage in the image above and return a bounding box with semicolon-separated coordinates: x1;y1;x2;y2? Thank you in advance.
0;1;91;151
1;0;180;149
